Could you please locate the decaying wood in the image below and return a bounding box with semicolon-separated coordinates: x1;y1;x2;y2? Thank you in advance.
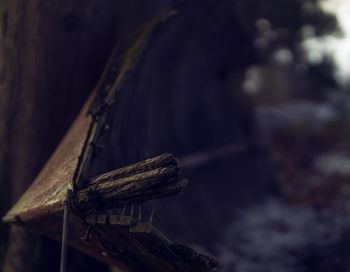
90;153;178;184
0;0;125;270
75;153;188;210
89;223;218;272
2;8;222;271
73;17;161;190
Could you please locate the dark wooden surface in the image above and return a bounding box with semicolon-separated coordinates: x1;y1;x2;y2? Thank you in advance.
0;0;172;271
86;0;277;256
0;0;278;270
2;15;215;269
76;154;187;210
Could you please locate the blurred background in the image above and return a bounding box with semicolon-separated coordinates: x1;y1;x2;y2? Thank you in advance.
0;0;349;271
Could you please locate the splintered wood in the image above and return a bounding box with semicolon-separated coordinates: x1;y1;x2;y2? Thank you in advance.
2;9;218;271
75;154;188;210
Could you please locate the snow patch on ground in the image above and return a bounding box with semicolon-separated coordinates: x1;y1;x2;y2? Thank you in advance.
217;199;350;272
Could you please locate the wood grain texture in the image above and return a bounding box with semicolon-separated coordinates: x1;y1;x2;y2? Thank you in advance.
3;12;210;271
0;0;173;271
85;0;277;255
76;154;187;210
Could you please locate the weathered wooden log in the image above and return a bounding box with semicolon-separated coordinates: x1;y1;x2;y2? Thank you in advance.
89;153;178;185
75;154;188;210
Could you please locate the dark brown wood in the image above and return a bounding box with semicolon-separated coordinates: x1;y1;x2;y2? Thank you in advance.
84;0;270;256
73;15;166;191
0;1;123;271
0;0;173;270
2;14;213;269
76;154;187;210
90;153;178;185
2;15;190;272
1;1;267;271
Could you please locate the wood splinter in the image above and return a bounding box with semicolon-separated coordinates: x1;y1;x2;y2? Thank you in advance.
75;153;188;211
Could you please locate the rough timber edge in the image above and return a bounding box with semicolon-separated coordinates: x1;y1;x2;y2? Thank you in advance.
2;9;179;225
2;91;94;224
